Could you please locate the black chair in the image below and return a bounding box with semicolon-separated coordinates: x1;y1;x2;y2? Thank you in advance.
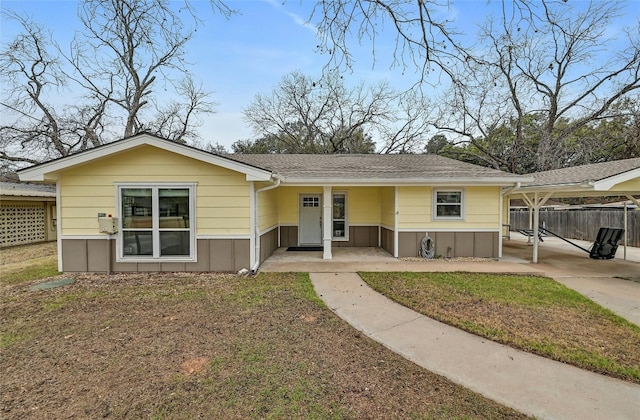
589;227;624;260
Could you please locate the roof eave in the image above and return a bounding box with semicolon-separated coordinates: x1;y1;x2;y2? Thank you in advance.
17;134;273;182
591;167;640;190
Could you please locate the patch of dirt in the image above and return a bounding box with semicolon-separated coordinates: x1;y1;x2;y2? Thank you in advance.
181;357;210;374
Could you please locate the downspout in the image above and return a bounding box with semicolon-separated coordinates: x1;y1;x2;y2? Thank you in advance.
56;179;63;272
251;175;282;274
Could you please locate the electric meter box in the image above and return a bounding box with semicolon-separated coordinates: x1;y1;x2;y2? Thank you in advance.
99;217;119;234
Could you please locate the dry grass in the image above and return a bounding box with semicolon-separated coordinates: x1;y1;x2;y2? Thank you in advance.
0;242;57;274
1;242;56;266
0;248;527;419
361;272;640;383
1;242;58;286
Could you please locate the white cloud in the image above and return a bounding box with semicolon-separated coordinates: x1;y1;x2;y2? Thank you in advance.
263;0;318;35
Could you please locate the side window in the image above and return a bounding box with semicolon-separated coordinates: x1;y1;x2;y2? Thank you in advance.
119;184;195;260
332;192;347;240
434;190;463;219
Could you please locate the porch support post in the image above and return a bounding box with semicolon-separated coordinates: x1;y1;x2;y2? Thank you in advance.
322;186;332;260
394;186;399;258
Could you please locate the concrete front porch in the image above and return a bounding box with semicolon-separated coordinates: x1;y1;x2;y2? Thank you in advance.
258;236;640;280
258;245;540;274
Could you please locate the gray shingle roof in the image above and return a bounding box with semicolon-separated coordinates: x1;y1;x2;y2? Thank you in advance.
0;182;56;197
229;154;526;182
524;158;640;187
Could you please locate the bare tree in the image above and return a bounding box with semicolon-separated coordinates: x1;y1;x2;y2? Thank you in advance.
146;76;216;143
310;0;466;86
0;13;101;165
242;70;430;153
378;89;433;153
1;0;222;168
432;1;640;171
69;0;213;139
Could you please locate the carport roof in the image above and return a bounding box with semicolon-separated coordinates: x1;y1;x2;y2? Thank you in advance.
0;181;56;198
514;158;640;197
509;158;640;264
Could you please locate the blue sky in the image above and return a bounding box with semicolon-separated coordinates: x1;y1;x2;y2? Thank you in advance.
2;1;639;150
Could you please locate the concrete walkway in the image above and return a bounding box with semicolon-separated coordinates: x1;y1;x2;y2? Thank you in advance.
311;272;640;420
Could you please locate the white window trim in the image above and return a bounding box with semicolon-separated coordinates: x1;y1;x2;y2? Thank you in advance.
332;191;349;241
116;183;196;262
433;188;465;221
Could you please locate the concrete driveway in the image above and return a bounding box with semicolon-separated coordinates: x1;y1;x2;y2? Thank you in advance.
504;235;640;325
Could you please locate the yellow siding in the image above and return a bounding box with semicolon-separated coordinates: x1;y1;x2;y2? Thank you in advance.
609;178;640;191
258;186;278;231
466;187;501;225
380;187;395;227
277;186;323;225
276;186;382;226
397;186;501;230
397;187;430;229
338;187;380;224
59;145;251;236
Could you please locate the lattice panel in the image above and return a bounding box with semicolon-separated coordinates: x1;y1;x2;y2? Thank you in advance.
0;203;46;247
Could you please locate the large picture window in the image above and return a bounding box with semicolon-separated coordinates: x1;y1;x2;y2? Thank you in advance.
434;190;464;219
119;184;195;260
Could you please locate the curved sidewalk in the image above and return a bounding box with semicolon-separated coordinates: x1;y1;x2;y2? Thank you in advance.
310;272;640;420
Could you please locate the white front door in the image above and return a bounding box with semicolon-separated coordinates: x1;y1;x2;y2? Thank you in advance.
299;194;322;245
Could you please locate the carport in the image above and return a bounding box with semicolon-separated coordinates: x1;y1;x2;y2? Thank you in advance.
507;158;640;263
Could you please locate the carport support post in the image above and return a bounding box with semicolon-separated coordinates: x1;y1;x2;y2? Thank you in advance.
524;191;552;264
624;202;628;260
532;194;540;263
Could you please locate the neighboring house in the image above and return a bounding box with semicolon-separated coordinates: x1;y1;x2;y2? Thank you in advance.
0;182;57;248
17;133;529;273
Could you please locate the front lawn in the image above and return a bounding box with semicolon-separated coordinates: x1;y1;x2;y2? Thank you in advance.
0;270;526;419
360;272;640;383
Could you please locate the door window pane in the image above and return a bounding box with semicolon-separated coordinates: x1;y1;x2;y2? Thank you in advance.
303;196;319;207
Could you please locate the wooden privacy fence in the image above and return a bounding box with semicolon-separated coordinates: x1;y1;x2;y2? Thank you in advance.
509;209;640;248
